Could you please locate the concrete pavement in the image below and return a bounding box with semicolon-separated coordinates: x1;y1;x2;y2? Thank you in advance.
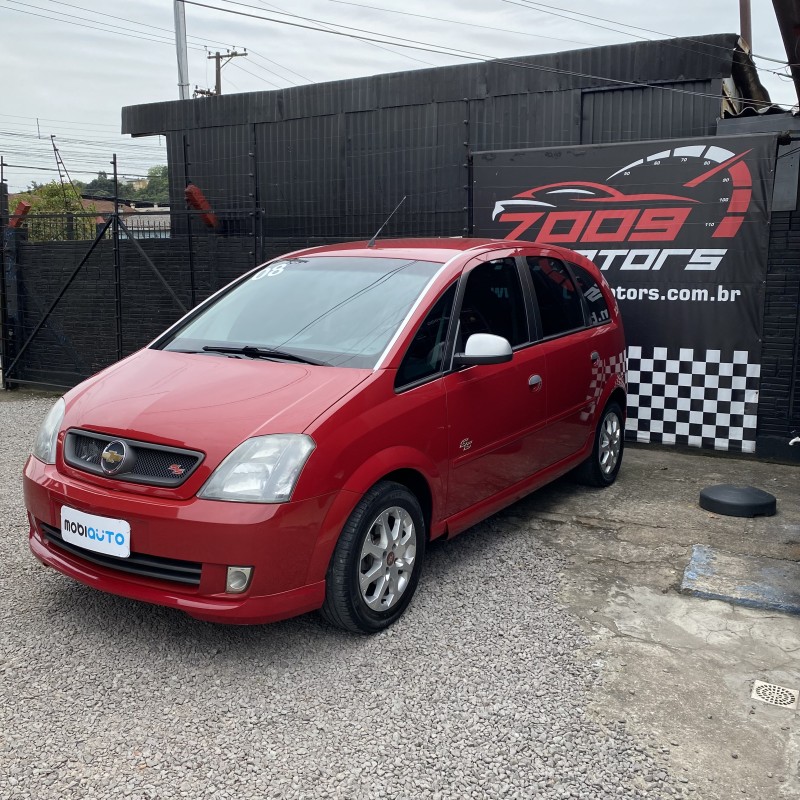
501;445;800;799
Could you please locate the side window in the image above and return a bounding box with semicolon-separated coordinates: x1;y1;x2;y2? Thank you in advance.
569;262;611;326
527;257;584;338
395;284;457;389
457;258;527;350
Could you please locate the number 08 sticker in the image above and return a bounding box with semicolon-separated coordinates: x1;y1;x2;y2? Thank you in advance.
252;263;286;280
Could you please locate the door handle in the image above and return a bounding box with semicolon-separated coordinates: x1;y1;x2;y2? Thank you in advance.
590;351;600;363
528;374;542;390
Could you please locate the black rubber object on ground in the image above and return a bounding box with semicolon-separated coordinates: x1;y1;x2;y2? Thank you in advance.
699;485;777;518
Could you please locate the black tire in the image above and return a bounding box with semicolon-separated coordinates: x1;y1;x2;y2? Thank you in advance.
321;481;426;634
575;400;624;487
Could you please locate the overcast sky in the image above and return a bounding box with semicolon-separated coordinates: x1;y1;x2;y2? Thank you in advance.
0;0;795;192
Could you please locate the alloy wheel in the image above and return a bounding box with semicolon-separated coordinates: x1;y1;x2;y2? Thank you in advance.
358;506;417;611
599;410;622;476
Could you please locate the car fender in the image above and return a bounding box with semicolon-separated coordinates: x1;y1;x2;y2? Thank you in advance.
589;372;627;450
578;349;627;458
303;445;445;585
567;377;626;468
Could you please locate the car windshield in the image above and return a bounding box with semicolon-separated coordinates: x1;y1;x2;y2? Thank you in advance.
160;255;443;368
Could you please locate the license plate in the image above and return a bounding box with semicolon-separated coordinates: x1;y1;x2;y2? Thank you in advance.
60;505;131;559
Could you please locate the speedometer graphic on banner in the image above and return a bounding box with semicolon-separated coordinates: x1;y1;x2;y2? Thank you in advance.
491;143;754;246
606;144;753;238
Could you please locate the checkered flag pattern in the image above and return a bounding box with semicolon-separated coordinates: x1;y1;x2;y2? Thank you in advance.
583;351;626;422
625;346;760;453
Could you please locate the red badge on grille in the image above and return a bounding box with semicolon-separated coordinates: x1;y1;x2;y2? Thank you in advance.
168;464;186;476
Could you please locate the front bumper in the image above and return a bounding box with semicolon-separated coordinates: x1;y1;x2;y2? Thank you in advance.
24;457;348;625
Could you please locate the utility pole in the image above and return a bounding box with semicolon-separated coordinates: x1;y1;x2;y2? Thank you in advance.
201;49;247;96
174;0;190;100
739;0;752;50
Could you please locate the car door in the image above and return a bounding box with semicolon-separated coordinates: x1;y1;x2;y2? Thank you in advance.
523;254;601;464
442;254;550;518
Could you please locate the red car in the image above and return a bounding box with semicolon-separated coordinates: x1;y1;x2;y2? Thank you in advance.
24;238;626;633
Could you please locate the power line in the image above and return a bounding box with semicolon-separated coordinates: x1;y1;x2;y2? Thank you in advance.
233;56;298;86
0;1;206;50
502;0;793;77
5;0;788;107
255;0;438;68
0;131;165;151
37;0;241;51
325;0;779;82
214;46;297;86
510;0;796;67
179;0;789;109
227;59;283;90
0;113;120;131
6;0;298;94
0;129;166;150
248;49;313;83
0;123;168;154
4;163;154;178
322;0;592;49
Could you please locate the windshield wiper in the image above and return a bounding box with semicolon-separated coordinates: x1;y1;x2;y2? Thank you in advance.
201;345;329;366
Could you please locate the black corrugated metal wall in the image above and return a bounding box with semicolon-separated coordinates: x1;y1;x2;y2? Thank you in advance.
123;35;735;242
716;114;800;461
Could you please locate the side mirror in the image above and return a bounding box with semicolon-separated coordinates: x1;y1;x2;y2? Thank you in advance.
453;333;513;367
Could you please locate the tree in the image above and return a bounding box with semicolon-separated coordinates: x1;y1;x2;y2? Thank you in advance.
83;170;117;197
133;165;169;204
13;180;97;241
16;180;84;214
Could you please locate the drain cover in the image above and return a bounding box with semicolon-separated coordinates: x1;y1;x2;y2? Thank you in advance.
751;680;799;709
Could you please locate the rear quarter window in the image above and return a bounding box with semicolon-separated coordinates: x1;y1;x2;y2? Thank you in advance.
526;257;584;338
569;262;611;326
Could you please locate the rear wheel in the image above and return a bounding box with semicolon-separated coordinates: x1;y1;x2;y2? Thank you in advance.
321;481;426;633
575;400;624;487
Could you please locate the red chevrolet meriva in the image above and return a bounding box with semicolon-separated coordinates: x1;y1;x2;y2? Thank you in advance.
24;239;625;633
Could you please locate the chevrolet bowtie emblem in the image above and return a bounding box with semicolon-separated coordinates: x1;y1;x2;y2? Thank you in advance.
100;440;129;475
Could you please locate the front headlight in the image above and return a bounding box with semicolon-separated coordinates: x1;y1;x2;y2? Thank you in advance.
32;397;65;465
198;434;315;503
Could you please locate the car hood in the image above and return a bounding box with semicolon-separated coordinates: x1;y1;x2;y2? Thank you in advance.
63;349;371;457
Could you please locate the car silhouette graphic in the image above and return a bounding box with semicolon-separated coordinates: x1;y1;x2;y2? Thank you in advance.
492;181;698;219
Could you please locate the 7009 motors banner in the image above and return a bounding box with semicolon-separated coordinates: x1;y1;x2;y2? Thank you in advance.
473;134;778;453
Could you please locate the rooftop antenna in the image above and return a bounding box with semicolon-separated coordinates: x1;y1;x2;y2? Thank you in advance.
51;135;80;213
367;195;407;248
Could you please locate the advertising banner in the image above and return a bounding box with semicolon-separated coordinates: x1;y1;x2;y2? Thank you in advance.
473;135;777;453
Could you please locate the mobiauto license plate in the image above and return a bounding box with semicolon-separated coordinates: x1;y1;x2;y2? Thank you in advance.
60;505;131;559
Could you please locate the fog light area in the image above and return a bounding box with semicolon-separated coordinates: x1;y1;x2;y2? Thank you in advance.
226;566;253;594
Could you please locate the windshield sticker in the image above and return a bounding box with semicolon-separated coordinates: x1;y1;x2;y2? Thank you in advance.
252;263;286;280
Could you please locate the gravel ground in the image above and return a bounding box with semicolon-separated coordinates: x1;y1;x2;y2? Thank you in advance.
0;391;690;800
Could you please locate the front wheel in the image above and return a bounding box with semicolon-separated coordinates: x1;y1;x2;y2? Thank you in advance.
575;401;624;487
321;481;426;633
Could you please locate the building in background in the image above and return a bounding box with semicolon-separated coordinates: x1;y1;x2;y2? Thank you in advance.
3;34;797;461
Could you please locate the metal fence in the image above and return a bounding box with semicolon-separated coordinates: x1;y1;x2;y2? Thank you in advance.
0;177;346;390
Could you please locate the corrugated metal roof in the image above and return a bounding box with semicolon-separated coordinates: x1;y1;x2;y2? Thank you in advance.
122;34;740;135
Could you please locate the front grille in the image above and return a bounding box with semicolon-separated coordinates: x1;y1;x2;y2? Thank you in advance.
64;429;203;487
40;522;202;586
